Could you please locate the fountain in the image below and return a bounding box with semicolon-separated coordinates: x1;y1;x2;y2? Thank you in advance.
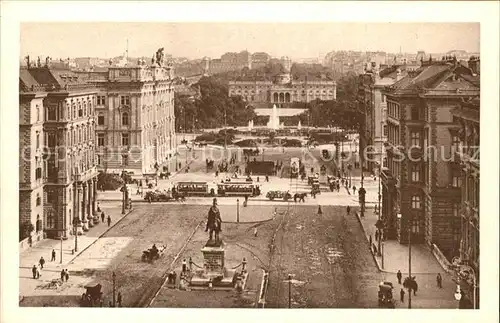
267;104;280;130
248;120;254;130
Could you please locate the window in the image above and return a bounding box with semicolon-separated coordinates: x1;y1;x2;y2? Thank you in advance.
452;202;460;217
97;155;102;166
410;131;420;147
69;188;72;200
410;106;419;120
411;163;421;182
73;105;76;119
423;130;429;149
47;106;57;121
452;173;462;187
35;167;42;180
122;112;129;126
36;193;41;206
411;195;421;209
36;132;40;149
46;212;54;229
97;96;106;105
36;214;42;232
97;133;105;146
383;125;387;137
120;96;130;106
411;217;420;234
78;104;83;117
36;105;40;121
98;114;105;125
121;133;129;146
47;190;56;204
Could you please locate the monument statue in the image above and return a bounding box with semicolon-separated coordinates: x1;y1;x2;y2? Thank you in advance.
45;56;51;67
205;198;222;243
155;48;165;66
25;55;31;68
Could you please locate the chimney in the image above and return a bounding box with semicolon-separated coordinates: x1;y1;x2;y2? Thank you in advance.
468;56;480;75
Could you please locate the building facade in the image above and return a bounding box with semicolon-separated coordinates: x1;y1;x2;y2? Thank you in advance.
358;64;407;174
451;97;480;273
228;57;336;108
83;62;177;175
380;57;479;260
20;65;99;241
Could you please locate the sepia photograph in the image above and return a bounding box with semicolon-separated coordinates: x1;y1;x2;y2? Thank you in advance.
1;1;499;323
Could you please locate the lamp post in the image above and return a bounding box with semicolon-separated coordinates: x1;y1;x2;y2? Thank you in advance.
60;236;63;264
397;213;411;309
454;284;462;308
73;217;78;252
452;259;477;309
288;274;292;308
112;271;116;307
121;184;126;215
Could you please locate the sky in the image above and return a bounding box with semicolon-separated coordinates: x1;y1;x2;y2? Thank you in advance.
20;22;480;60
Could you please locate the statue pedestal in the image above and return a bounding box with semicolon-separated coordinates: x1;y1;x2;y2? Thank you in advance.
201;241;225;275
189;239;240;289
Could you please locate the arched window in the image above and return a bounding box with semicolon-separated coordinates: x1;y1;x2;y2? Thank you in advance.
122;112;129;126
36;214;42;232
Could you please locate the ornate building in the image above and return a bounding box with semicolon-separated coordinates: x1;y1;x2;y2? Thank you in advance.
380;56;479;259
451;97;480;273
20;63;98;241
83;59;177;175
228;57;336;108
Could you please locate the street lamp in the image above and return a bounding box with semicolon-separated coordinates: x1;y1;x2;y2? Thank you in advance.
112;271;116;307
452;258;477;309
397;213;412;309
121;184;126;215
454;285;462;301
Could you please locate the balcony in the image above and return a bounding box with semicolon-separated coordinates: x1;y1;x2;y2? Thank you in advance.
73;166;97;183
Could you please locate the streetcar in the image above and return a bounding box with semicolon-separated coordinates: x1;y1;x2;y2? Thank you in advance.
176;181;217;196
217;182;261;197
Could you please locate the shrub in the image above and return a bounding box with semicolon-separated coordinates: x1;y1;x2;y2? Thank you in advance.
97;172;124;191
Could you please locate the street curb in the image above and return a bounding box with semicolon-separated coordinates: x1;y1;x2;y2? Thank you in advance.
354;212;384;272
67;208;134;265
223;217;275;225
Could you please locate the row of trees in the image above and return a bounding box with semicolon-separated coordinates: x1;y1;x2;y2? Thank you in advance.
174;76;257;131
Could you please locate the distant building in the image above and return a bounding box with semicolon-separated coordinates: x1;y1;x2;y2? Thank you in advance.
228;57;336;109
203;51;252;75
380;56;479;260
251;52;271;69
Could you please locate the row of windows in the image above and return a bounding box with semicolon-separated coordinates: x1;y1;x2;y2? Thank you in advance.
66;125;95;146
97;133;130;146
97;113;131;126
387;101;400;119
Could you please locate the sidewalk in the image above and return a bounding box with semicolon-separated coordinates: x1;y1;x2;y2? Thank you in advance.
355;207;445;274
19;202;133;299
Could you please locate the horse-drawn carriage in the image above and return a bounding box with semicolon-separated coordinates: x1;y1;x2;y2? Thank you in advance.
266;190;292;201
80;284;103;307
144;190;172;202
142;244;167;263
377;281;395;308
206;159;215;170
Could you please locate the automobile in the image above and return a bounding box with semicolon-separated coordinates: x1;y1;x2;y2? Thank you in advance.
144;190;172;202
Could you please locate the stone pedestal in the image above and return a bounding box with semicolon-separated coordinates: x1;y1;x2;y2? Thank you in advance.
201;240;225;275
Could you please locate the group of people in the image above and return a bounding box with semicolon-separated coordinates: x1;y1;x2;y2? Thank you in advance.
31;256;70;283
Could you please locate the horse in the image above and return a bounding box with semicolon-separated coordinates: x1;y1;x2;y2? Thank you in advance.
173;191;186;202
293;192;307;203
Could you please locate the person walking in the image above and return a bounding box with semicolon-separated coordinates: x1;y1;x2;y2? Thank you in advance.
117;291;122;307
60;269;65;281
436;273;443;288
101;211;105;223
51;249;56;262
346;206;351;216
397;270;402;284
64;269;69;282
353;186;357;194
32;265;37;279
182;259;187;273
400;288;405;303
39;256;45;269
107;215;111;227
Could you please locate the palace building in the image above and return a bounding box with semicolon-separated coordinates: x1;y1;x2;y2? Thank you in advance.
228;57;336;108
80;60;177;176
380;56;479;260
20;64;99;241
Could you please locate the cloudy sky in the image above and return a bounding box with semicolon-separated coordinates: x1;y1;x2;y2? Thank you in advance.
20;22;479;60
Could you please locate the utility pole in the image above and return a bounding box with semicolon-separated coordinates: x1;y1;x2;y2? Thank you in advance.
408;221;412;309
112;271;116;307
224;108;227;150
288;274;292;308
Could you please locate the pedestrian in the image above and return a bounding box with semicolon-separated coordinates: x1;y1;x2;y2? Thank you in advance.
32;265;37;279
60;269;65;281
101;211;105;223
436;273;442;288
117;291;122;307
182;259;187;273
400;288;405;303
346;206;351;215
375;230;379;241
107;215;111;227
397;270;402;284
65;269;69;282
39;256;45;269
51;249;56;261
36;265;41;279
